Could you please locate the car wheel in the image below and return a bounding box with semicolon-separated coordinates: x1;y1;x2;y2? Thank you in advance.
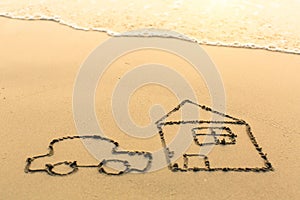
46;161;78;176
98;159;130;176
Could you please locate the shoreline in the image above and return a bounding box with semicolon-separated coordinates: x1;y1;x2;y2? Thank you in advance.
1;15;299;56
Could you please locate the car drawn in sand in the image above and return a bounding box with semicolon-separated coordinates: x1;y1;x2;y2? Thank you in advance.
25;135;152;176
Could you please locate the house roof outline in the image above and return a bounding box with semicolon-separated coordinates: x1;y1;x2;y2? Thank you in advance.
155;99;245;126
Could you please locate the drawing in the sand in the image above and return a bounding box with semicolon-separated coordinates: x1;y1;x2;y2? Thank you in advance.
25;135;152;176
25;100;273;176
156;100;273;172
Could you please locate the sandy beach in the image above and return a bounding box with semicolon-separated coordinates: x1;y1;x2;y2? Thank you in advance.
0;17;299;199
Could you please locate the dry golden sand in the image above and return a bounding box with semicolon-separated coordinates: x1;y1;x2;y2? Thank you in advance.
0;17;299;199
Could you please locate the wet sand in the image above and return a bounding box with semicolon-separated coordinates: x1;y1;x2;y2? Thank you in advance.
0;17;299;199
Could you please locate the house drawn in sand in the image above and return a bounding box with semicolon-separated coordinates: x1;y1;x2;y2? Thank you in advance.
155;100;273;172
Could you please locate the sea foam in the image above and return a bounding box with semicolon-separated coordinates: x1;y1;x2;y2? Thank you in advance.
1;0;299;55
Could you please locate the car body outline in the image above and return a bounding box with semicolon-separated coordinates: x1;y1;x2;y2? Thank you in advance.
25;135;152;176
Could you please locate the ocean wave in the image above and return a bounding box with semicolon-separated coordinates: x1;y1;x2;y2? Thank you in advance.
1;0;299;55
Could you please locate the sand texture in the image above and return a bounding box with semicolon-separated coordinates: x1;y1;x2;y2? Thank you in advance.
0;17;299;199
